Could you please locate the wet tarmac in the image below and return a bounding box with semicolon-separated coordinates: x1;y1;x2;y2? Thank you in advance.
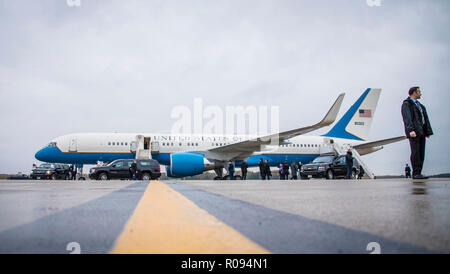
0;178;449;253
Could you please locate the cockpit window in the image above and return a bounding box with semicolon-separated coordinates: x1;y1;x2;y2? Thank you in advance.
47;142;57;147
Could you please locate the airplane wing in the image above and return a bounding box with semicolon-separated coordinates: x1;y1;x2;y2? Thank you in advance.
353;136;406;150
205;93;345;160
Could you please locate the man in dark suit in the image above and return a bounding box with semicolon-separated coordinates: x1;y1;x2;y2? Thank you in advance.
258;158;266;180
265;160;272;180
401;87;433;179
345;149;353;179
282;161;289;180
228;161;235;180
130;160;137;180
240;160;248;180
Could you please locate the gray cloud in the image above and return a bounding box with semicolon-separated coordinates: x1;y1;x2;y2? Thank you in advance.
0;0;449;175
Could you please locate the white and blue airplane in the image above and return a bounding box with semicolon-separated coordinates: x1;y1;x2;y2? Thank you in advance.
35;88;405;178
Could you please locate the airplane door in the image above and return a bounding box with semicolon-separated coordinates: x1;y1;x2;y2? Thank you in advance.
144;137;151;150
69;136;77;152
151;141;160;154
130;141;137;153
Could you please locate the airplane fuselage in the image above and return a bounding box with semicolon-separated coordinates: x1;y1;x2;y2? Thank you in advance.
35;133;363;167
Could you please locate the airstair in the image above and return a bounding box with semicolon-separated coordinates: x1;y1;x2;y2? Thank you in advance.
323;138;375;179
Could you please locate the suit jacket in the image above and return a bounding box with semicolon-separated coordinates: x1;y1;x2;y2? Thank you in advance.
401;98;433;138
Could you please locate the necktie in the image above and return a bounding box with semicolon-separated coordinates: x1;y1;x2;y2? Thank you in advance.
414;101;425;125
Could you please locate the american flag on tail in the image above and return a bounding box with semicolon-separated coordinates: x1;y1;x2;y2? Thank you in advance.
359;109;372;117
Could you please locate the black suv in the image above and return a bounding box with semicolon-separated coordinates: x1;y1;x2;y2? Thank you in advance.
89;159;161;181
31;163;71;180
300;153;358;180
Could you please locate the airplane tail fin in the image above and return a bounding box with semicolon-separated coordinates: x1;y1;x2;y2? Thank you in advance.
322;88;381;141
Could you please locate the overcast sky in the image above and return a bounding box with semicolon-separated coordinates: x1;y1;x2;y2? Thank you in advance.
0;0;449;175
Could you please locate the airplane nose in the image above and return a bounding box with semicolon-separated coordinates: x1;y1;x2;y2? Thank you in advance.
35;148;47;162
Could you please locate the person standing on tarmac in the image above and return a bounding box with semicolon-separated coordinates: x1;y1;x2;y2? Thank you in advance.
228;161;235;180
401;87;433;179
264;160;272;180
405;164;411;178
240;160;248;180
282;161;290;180
130;160;137;180
278;163;283;179
345;149;353;179
290;161;298;180
71;164;77;180
258;158;266;180
298;162;303;180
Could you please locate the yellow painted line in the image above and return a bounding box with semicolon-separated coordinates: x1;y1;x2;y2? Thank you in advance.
111;181;269;254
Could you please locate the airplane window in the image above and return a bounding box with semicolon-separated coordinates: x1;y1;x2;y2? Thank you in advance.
112;142;115;145
187;143;190;146
108;142;111;146
179;143;182;146
125;142;127;146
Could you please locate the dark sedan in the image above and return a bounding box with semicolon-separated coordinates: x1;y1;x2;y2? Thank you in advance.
300;153;357;180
